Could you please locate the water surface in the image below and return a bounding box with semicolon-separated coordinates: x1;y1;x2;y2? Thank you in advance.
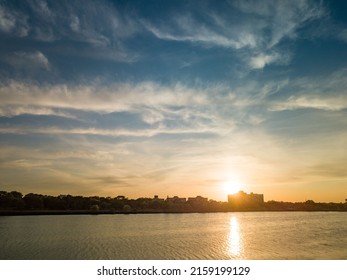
0;212;346;259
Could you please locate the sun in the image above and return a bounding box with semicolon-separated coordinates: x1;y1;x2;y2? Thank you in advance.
222;180;243;195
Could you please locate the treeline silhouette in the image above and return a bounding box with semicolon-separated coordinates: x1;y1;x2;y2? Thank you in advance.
0;191;227;213
0;190;346;214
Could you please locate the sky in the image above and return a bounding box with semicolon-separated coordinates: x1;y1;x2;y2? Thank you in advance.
0;0;347;202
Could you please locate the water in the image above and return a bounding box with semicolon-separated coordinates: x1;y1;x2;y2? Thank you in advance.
0;212;346;259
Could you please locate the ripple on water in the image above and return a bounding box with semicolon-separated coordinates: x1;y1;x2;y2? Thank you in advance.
0;212;346;259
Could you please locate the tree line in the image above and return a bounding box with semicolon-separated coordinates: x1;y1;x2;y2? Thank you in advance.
0;190;346;213
0;191;228;213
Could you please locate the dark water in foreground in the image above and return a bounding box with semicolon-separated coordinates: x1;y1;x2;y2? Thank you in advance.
0;212;346;260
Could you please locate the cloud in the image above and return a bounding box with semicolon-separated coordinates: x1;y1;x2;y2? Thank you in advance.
247;115;266;125
268;68;347;111
0;5;29;36
249;52;280;69
270;96;347;111
1;0;328;70
70;15;80;32
142;10;262;50
141;0;325;70
28;0;53;19
0;78;286;140
0;80;242;137
0;125;221;138
302;163;347;179
145;0;325;51
141;109;165;125
29;0;139;45
6;51;51;71
339;28;347;43
0;81;211;112
232;0;325;48
0;106;74;118
142;16;250;49
1;0;140;62
0;5;16;32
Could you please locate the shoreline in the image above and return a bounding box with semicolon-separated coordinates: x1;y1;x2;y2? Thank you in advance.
1;209;347;216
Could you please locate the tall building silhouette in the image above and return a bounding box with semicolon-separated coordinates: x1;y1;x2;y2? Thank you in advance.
228;191;264;208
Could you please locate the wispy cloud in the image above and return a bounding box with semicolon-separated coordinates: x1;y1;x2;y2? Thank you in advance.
6;51;51;71
0;80;243;137
142;11;259;50
0;5;29;36
1;0;329;71
232;0;325;48
249;52;282;69
0;106;74;118
142;16;252;49
269;68;347;111
0;125;221;138
339;28;347;43
0;81;211;112
270;96;347;111
142;0;325;69
0;5;15;32
28;0;54;19
2;0;140;62
26;0;138;44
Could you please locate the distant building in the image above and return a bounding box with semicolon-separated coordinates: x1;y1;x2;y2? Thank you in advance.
153;195;164;202
187;196;208;208
228;191;264;207
188;196;208;203
166;196;186;203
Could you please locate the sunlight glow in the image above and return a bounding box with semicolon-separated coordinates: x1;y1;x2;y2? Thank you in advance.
222;180;243;195
228;216;242;257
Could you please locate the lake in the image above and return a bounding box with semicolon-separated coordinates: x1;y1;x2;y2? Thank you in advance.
0;212;346;259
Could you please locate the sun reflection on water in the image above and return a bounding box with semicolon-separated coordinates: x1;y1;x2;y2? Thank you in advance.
228;216;242;257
